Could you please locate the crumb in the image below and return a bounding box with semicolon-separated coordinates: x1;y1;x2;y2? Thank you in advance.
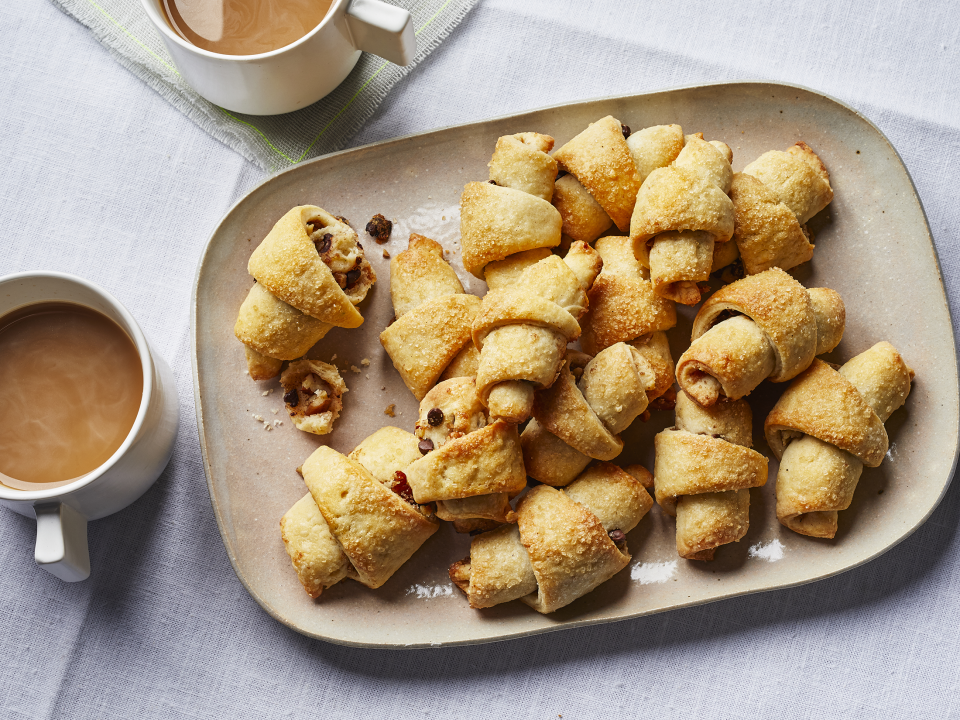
381;386;386;391
253;414;265;422
264;424;272;431
361;358;370;367
350;365;361;373
261;388;273;396
365;213;392;243
273;419;282;427
441;215;446;221
271;409;279;415
382;249;391;259
366;374;370;379
331;354;337;361
335;215;351;227
384;404;396;417
244;369;249;375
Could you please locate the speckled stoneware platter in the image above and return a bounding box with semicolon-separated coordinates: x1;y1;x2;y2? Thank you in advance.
192;81;958;648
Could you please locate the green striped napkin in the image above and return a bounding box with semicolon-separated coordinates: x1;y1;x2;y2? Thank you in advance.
51;0;478;172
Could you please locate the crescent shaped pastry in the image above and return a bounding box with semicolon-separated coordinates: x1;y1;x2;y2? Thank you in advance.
626;124;686;185
449;462;652;613
472;246;602;422
459;183;562;279
579;235;676;391
488;132;558;202
630;134;735;304
279;359;347;435
235;281;333;363
522;344;656;486
552;174;613;244
677;267;845;406
379;234;481;400
248;206;374;328
552;115;642;232
731;143;832;274
654;391;768;560
280;427;438;596
765;343;913;538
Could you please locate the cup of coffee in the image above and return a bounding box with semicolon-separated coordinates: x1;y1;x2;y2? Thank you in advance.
0;272;179;581
140;0;417;115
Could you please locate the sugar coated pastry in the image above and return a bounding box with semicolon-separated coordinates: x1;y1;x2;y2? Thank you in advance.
280;358;346;435
579;234;676;401
765;342;913;538
731;142;833;275
380;235;482;400
522;344;657;487
676;267;845;407
235;282;332;365
472;243;603;422
248;206;375;327
449;462;652;613
552;116;642;232
460;132;562;279
280;427;437;596
405;378;525;524
631;134;735;304
654;391;768;560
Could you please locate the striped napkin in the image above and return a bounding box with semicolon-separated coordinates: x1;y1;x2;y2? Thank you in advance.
50;0;478;172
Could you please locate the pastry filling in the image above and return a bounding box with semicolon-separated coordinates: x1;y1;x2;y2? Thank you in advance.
285;373;336;417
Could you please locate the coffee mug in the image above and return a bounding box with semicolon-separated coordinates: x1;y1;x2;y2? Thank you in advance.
140;0;417;115
0;273;179;582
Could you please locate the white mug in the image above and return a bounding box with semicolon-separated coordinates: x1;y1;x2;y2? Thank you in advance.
0;273;179;582
140;0;417;115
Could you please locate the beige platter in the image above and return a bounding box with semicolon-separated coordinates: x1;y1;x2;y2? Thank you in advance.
192;81;959;648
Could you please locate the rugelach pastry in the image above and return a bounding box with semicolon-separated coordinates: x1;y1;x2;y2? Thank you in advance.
405;377;526;527
579;234;677;403
280;427;437;597
449;462;653;613
472;242;603;422
279;358;346;435
654;391;768;560
731;142;833;275
521;343;658;487
631;133;735;304
379;234;481;400
765;342;913;538
460;133;563;279
676;267;845;407
235;206;375;378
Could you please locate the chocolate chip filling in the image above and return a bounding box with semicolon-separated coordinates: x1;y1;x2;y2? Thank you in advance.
427;408;444;426
487;179;498;185
556;170;568;180
315;233;332;253
608;528;627;551
344;268;361;288
365;214;392;244
621;124;632;139
418;438;434;455
283;389;299;405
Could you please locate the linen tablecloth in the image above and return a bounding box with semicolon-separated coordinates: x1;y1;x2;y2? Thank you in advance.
2;1;959;717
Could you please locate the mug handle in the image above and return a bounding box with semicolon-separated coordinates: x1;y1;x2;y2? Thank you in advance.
346;0;417;66
34;502;90;582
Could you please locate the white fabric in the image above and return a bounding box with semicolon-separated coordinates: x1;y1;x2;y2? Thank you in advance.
2;0;960;717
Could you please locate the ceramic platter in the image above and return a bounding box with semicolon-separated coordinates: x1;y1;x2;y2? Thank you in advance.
192;81;958;648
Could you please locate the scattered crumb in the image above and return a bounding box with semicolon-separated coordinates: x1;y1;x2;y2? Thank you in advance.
264;424;272;431
384;404;396;417
441;215;446;221
350;365;361;374
382;249;391;259
331;354;337;361
261;388;273;396
273;419;282;427
335;215;351;227
365;213;393;243
381;386;386;391
244;369;249;375
253;414;265;422
361;358;370;366
366;374;370;379
271;409;279;415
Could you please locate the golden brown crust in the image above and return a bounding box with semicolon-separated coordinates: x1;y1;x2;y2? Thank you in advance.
280;493;351;598
551;173;613;243
455;524;537;609
626;124;685;184
302;445;438;589
483;248;552;291
247;206;368;328
243;345;283;381
389;234;464;318
580;235;676;356
347;426;423;486
730;172;814;275
520;418;591;487
488;133;558;202
553;116;642;231
459;182;562;278
436;494;516;524
517;485;630;614
235;282;333;361
764;358;890;467
405;420;526;503
380;293;482;401
742;143;833;224
563;462;653;533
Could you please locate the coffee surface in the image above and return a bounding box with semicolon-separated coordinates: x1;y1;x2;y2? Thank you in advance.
0;303;143;489
160;0;334;56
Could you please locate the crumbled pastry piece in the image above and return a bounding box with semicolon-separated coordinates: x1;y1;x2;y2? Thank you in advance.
449;462;652;613
766;342;913;539
280;359;346;435
382;249;391;259
384;404;396;417
350;365;361;374
361;358;370;367
366;214;393;243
